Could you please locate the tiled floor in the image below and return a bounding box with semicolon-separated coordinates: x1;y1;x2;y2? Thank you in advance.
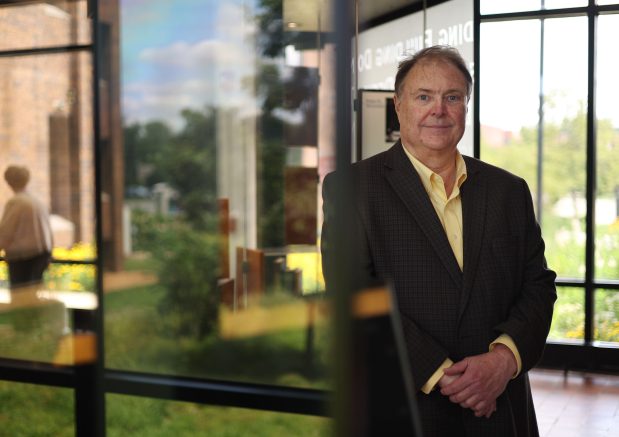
530;368;619;437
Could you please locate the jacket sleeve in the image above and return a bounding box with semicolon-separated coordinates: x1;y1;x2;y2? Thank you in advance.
492;179;557;372
399;313;452;391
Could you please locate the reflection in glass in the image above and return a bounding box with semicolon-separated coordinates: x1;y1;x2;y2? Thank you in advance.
548;286;584;342
595;289;619;344
0;0;91;51
0;283;68;362
0;261;97;364
107;393;331;436
0;52;96;255
0;380;74;435
111;0;333;389
596;15;619;281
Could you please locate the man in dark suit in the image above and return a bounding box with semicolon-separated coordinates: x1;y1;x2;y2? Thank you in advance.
321;45;556;436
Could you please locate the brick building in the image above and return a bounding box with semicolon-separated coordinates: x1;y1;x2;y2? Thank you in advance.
0;1;123;270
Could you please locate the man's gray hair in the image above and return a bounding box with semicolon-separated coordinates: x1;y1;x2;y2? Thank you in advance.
394;45;472;98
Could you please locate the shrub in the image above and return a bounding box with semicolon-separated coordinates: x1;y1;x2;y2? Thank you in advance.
153;222;220;339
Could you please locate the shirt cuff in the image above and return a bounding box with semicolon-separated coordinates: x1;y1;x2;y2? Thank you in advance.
490;334;522;378
421;358;454;394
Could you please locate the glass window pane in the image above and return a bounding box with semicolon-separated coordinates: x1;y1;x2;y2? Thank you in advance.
595;289;619;344
0;261;96;364
481;0;541;15
548;286;584;343
481;0;587;14
107;393;331;436
0;380;74;436
0;0;91;51
541;17;588;280
480;20;540;192
108;0;333;389
596;15;619;281
0;52;96;256
0;290;68;362
543;0;587;8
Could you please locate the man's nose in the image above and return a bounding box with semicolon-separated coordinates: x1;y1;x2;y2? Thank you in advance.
431;98;446;116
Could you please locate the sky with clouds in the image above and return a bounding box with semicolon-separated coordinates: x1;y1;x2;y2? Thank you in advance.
120;0;258;130
120;0;619;133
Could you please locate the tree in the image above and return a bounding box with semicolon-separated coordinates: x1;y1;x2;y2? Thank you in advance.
481;99;619;280
482;101;619;208
158;108;218;231
124;107;221;340
123;120;173;192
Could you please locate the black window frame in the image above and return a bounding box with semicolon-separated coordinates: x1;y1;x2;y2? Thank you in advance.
474;0;619;373
0;1;330;436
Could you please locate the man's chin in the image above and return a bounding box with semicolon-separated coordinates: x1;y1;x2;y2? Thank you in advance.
420;139;459;152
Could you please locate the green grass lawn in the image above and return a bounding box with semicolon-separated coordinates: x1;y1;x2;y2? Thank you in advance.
104;284;331;386
106;394;330;437
0;283;332;436
0;381;74;437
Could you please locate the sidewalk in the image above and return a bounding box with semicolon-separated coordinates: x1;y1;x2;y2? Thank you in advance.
103;270;158;292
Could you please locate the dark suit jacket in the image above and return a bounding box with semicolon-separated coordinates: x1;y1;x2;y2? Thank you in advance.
321;142;557;437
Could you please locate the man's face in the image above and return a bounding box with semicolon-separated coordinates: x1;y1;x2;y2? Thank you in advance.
394;59;468;158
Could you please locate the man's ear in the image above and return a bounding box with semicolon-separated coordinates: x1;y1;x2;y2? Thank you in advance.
393;93;400;115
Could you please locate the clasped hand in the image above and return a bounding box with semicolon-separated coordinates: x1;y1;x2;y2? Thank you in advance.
437;345;517;418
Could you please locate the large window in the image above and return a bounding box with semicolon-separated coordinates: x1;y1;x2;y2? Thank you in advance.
0;1;96;363
1;0;334;435
111;0;333;389
479;2;619;361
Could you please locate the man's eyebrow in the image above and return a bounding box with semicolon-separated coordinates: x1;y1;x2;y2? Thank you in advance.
444;88;466;94
411;87;466;95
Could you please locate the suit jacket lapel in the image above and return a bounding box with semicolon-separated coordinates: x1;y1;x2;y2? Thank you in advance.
383;143;463;289
458;156;487;322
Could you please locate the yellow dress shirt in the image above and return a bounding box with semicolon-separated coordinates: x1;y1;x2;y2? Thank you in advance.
401;145;522;393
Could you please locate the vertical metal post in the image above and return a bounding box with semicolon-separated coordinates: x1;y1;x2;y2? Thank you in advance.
473;0;480;159
584;4;597;347
332;0;354;435
75;0;106;435
536;18;545;223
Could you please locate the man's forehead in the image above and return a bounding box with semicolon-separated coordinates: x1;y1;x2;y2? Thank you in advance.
405;59;468;90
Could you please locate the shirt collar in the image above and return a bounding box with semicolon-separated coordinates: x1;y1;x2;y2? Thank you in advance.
401;144;468;195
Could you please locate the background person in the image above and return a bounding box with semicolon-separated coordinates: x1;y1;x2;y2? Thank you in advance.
321;45;556;436
0;165;53;289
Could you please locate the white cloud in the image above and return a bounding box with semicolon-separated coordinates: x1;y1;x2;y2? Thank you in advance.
140;40;227;67
125;38;256;129
123;82;213;128
122;2;260;130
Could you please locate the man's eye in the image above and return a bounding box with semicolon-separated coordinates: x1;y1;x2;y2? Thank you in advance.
418;95;429;101
446;95;461;103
